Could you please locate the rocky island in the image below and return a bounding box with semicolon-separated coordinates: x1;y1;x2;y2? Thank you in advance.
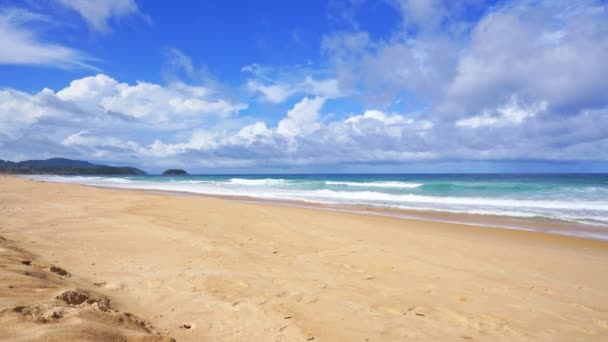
162;169;189;175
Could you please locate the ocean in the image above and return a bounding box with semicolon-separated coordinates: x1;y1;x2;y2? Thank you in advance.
28;173;608;239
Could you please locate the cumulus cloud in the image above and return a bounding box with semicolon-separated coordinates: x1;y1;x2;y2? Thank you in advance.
456;96;548;128
0;74;248;163
2;71;608;170
56;0;142;32
114;99;439;167
0;88;52;137
235;122;272;143
439;0;608;120
54;74;247;121
313;0;608;166
0;71;442;167
323;0;608;119
61;130;143;159
0;8;93;68
277;97;326;136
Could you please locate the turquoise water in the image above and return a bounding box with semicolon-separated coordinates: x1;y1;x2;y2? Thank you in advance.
31;174;608;229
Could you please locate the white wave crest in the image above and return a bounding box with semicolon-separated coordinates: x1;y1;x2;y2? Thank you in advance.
228;178;287;186
325;181;423;188
24;175;608;227
311;189;608;211
100;177;134;183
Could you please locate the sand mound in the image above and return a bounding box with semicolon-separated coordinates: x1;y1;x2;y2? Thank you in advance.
0;236;174;342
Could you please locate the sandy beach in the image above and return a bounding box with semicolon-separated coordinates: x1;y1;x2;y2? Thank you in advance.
1;176;608;341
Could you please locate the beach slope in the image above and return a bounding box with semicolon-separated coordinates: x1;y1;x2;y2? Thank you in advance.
1;176;608;341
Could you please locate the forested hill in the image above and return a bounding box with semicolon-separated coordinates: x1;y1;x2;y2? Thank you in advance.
0;158;146;175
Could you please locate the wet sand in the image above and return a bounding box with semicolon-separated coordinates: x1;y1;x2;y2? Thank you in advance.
1;176;608;341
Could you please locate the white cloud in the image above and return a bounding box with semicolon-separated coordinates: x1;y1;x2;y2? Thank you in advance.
345;109;406;125
2;1;608;169
146;130;221;157
322;30;458;105
0;8;93;68
247;77;341;104
169;98;247;116
0;89;50;136
55;74;247;120
120;104;441;166
2;72;608;168
56;0;141;32
389;0;482;33
57;74;119;101
61;130;143;158
277;97;326;136
235;122;272;143
437;1;608;120
243;63;342;103
246;81;294;103
302;76;341;98
323;0;608;121
456;97;548;128
0;74;250;163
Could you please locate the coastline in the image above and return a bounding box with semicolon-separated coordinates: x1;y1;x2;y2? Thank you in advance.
27;175;608;242
207;196;608;242
2;176;608;341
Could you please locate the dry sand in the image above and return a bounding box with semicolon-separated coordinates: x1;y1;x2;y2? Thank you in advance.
1;176;608;341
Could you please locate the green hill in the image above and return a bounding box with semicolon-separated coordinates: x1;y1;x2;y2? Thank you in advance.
0;158;147;175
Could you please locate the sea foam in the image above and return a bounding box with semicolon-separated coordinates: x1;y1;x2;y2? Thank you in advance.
325;181;423;188
25;174;608;228
228;178;287;186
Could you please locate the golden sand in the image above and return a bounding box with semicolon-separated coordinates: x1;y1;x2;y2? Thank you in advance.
1;176;608;341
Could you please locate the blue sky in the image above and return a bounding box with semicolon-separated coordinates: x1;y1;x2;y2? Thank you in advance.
1;0;607;173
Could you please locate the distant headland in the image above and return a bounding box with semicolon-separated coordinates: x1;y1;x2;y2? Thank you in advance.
162;169;189;175
0;158;146;175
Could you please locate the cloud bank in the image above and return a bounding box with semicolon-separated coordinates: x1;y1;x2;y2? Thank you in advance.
1;0;607;172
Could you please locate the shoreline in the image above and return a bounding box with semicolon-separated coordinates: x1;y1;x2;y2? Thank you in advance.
2;176;608;341
27;175;608;242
